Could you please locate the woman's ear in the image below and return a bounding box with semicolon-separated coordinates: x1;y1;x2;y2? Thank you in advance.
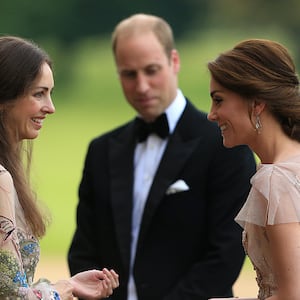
253;100;266;115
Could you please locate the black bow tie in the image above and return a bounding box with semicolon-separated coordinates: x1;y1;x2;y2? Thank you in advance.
134;113;170;142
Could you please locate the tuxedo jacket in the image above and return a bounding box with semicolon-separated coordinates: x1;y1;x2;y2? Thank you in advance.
68;100;256;300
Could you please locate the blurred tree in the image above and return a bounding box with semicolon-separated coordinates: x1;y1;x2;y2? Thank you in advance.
0;0;205;43
206;0;300;65
2;0;299;81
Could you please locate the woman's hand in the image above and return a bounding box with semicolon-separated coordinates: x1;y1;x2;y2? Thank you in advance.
69;268;119;299
53;280;74;300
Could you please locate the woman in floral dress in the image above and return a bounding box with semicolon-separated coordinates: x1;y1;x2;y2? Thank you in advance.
0;36;119;300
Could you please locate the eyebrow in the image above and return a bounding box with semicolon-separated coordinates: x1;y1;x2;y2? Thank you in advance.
31;86;55;95
34;86;53;91
37;86;49;90
210;90;217;97
210;89;224;97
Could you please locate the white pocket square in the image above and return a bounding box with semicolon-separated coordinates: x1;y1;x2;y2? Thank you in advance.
166;179;189;195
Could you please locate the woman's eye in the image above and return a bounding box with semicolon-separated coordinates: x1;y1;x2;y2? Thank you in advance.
34;91;44;98
213;97;223;104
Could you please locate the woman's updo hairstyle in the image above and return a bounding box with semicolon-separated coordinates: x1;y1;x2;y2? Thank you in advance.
208;39;300;141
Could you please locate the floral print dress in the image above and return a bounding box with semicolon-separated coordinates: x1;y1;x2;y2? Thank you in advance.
0;167;60;299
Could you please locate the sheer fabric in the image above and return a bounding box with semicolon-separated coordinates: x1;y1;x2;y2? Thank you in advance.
0;167;60;299
235;155;300;300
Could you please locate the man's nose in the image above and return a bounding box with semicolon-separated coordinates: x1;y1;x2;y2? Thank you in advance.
136;74;149;93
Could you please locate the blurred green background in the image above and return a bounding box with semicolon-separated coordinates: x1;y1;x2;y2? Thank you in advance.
1;0;299;267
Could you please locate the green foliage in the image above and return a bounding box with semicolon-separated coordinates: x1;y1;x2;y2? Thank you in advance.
0;0;201;45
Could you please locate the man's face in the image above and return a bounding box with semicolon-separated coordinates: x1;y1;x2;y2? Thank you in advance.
114;31;180;122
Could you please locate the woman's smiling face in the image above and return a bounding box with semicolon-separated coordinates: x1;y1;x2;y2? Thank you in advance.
208;77;256;148
5;62;55;143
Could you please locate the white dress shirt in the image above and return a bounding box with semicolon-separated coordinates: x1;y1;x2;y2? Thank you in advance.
127;89;186;300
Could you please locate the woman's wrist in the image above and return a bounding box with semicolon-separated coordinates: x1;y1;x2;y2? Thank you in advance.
66;278;76;296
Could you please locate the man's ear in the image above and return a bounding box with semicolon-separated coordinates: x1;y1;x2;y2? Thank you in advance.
171;49;180;74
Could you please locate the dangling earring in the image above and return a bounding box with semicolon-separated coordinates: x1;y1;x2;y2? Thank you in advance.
255;115;262;133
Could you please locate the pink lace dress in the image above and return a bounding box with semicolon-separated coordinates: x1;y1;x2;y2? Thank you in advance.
235;155;300;300
0;168;60;299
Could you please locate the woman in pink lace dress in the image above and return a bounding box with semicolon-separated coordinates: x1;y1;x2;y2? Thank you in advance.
0;36;119;299
207;39;300;300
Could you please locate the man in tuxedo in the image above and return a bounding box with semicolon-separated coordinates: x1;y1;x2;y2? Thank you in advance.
68;13;256;300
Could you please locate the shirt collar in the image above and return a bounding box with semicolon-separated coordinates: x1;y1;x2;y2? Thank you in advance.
165;89;186;134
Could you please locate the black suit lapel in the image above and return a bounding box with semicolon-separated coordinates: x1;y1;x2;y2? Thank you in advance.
138;102;203;244
109;123;136;271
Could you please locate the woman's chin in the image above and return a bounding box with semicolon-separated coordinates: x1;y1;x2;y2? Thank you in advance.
223;139;239;148
24;131;40;140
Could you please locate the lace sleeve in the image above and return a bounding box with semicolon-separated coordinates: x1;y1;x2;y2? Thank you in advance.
0;169;61;300
236;163;300;227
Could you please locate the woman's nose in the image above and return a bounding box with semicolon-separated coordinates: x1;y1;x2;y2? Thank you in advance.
207;109;216;122
43;97;55;114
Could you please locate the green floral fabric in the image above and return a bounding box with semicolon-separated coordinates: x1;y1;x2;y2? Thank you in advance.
0;169;60;300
